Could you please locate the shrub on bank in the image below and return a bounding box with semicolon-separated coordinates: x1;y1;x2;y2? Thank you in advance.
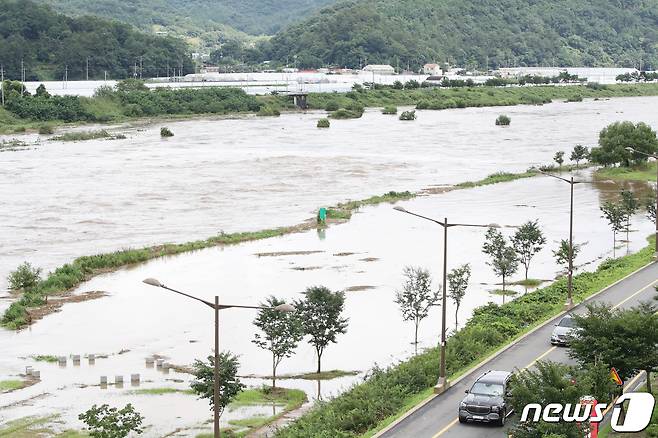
382;106;397;114
274;238;655;437
496;114;511;126
399;110;416;121
258;106;281;117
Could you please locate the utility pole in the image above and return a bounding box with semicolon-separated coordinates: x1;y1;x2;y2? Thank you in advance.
139;56;143;80
21;58;25;95
86;57;89;81
133;62;137;78
64;65;68;89
1;65;5;106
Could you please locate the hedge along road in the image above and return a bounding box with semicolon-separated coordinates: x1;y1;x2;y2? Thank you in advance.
379;262;658;438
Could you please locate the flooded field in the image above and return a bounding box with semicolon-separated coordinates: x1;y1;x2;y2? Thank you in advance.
2;96;658;298
1;96;658;435
0;168;654;435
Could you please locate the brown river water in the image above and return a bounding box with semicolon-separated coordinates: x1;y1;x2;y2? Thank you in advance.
0;97;657;435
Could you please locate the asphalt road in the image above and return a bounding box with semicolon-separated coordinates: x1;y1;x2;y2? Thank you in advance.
381;262;658;438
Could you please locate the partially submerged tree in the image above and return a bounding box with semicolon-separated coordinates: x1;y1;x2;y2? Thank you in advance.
511;220;546;281
482;227;519;303
569;302;658;393
190;352;245;416
646;187;657;222
395;266;440;352
553;151;565;169
79;403;144;438
447;264;471;330
295;286;348;373
570;144;589;168
620;188;639;242
552;239;581;274
600;201;627;255
253;296;303;388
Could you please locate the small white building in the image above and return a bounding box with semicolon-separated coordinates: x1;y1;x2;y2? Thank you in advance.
423;63;441;75
362;64;395;75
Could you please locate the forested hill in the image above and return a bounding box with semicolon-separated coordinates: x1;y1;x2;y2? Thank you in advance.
0;0;193;81
260;0;658;70
36;0;335;36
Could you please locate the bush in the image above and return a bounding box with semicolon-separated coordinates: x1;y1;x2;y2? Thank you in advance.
324;101;340;111
399;110;416;121
7;262;42;291
38;124;54;135
496;114;511;126
317;118;330;128
382;106;397;114
160;127;174;137
257;106;281;117
329;108;362;119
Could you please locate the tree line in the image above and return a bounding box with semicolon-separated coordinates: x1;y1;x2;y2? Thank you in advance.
0;0;193;81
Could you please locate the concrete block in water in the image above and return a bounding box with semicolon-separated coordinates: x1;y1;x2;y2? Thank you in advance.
88;354;95;365
31;370;40;379
115;375;123;384
131;374;140;386
100;376;108;384
25;366;33;375
156;359;164;368
58;356;67;366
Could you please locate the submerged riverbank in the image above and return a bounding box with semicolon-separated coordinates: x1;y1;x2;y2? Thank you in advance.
3;82;658;134
1;171;538;329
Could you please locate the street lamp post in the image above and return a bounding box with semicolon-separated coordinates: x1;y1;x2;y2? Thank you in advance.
393;206;499;393
625;147;658;259
538;171;581;309
142;278;294;438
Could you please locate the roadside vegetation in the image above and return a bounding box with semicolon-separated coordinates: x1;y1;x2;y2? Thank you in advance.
272;236;655;437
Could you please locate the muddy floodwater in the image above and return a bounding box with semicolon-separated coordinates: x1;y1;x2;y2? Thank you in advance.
1;96;658;435
0;169;654;435
2;96;658;298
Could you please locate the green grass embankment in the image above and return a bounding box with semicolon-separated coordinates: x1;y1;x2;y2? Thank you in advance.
595;162;657;182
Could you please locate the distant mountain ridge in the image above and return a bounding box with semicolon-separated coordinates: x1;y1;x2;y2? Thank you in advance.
36;0;336;36
0;0;193;80
258;0;658;70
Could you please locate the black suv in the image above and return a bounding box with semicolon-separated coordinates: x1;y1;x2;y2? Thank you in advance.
458;370;512;426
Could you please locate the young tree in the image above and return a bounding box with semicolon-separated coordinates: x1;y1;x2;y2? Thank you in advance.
553;151;565;169
646;187;657;221
482;227;519;303
552;239;581;273
511;220;546;281
447;264;471;330
569;302;658;393
570;144;589;168
295;286;348;373
395;266;440;352
253;296;303;388
79;404;144;438
620;188;639;241
600;201;627;255
190;352;245;416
